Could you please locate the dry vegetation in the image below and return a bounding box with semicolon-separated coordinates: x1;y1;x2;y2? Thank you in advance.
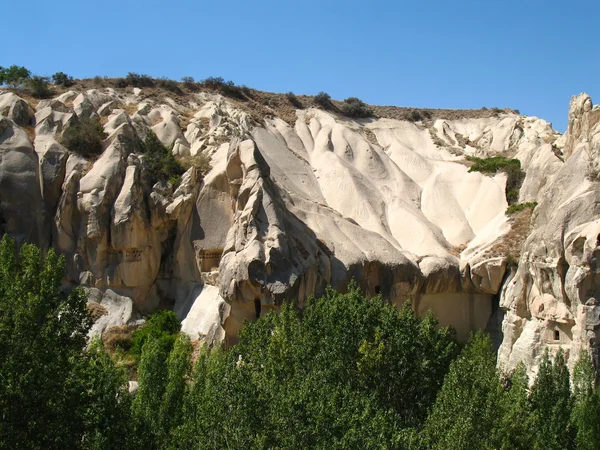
482;207;535;262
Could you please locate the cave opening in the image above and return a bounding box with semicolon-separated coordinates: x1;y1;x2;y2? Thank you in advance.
254;298;261;319
554;330;560;341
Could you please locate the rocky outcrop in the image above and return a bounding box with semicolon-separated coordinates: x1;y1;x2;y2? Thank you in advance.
1;84;599;369
498;93;600;377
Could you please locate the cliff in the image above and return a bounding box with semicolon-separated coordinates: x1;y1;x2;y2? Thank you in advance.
1;81;598;376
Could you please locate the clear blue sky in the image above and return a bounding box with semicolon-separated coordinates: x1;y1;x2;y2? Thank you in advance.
3;0;598;131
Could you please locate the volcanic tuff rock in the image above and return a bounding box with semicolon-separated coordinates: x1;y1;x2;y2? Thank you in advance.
0;85;598;374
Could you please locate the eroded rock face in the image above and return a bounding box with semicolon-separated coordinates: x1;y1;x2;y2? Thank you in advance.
498;94;600;378
1;85;598;366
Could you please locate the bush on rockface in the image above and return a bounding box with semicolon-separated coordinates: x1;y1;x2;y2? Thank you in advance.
60;116;107;156
26;75;52;99
340;97;373;118
467;155;525;205
199;76;250;100
130;310;181;358
141;131;186;186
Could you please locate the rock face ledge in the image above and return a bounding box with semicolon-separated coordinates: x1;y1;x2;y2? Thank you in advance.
0;86;598;375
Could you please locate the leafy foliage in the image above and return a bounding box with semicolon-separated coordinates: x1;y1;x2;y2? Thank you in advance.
0;65;31;87
0;235;130;449
423;332;503;449
172;285;459;448
314;91;333;109
467;155;525;204
140;131;186;186
25;75;52;99
61;116;108;156
4;234;600;449
530;349;575;449
506;201;538;215
199;76;250;99
285;91;303;108
52;71;74;87
130;309;181;357
340;97;373;118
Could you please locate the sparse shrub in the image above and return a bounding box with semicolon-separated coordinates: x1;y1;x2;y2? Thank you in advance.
61;116;107;156
285;91;303;108
181;76;198;92
200;76;248;100
155;77;182;94
467;156;525;205
92;75;105;86
313;91;333;109
125;72;155;88
506;201;537;215
52;71;74;87
408;109;423;122
180;152;212;176
26;75;52;99
114;77;128;88
0;65;31;87
141;131;185;186
340;97;373;118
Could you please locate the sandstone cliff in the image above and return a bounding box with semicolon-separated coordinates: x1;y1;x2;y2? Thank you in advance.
1;83;597;375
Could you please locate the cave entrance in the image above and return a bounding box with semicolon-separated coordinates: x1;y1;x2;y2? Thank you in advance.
254;298;261;319
554;330;560;341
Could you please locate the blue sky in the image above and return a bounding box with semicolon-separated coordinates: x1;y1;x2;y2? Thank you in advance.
3;0;598;131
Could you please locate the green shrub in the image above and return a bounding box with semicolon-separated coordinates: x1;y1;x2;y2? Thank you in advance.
26;75;52;99
52;71;74;87
155;77;182;94
467;155;525;205
141;131;186;186
340;97;373;118
61;116;107;156
130;310;181;357
506;201;537;215
200;76;248;100
181;76;198;92
125;72;155;88
408;109;423;122
0;65;31;87
285;91;303;108
313;91;333;109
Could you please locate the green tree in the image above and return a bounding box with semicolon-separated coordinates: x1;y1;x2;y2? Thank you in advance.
131;337;171;449
0;65;31;87
423;332;503;450
159;334;193;442
26;75;52;99
52;71;74;87
529;349;575;449
75;339;133;450
174;284;458;449
0;236;91;448
497;363;534;449
571;350;600;450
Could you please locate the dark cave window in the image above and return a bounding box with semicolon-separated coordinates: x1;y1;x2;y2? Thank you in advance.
254;298;261;319
554;330;560;341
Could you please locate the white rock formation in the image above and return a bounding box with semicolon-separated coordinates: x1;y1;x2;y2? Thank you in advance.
1;84;598;369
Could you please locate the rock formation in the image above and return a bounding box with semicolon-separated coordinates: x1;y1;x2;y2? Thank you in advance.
0;84;598;376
